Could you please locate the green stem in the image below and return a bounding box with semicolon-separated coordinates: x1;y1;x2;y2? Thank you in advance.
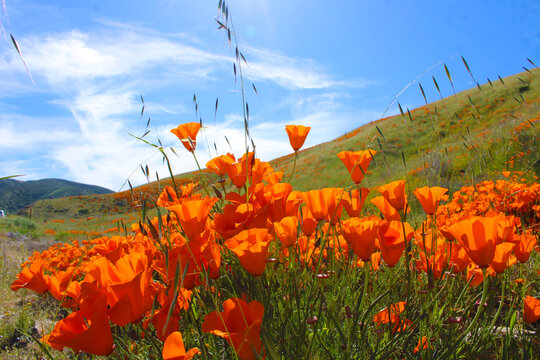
440;268;489;358
287;152;298;183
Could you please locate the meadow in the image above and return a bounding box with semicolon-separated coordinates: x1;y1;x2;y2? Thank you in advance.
1;3;540;359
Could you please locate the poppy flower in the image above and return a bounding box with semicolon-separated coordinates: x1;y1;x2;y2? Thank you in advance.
373;301;409;332
206;153;236;176
273;216;299;249
168;197;218;240
341;217;379;261
414;336;429;353
446;216;498;268
513;233;537;263
225;228;272;276
377;180;407;211
378;220;414;267
370;196;401;221
42;292;114;356
301;188;344;223
202;297;264;360
489;242;516;274
337;150;376;184
341;188;370;217
285;125;311;152
412;186;448;215
524;296;540;323
11;260;49;294
162;331;200;360
171;122;201;152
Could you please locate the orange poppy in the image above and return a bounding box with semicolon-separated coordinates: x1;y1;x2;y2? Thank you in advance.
412;186;448;215
377;220;414;267
171;122;201;152
42;292;114;356
337;150;376;184
301;188;344;223
414;336;429;354
341;188;370;217
524;295;540;323
377;180;407;211
162;331;200;360
373;301;409;332
513;233;537;263
370;196;401;221
11;260;49;294
489;242;516;274
202;297;264;360
168;197;218;240
273;216;299;249
206;153;236;176
225;228;272;276
447;216;498;268
285;125;311;152
341;217;379;261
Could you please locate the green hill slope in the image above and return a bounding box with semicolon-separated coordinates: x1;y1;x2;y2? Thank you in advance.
22;69;540;223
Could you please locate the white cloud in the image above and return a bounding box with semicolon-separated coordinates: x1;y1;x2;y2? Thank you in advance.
1;21;371;189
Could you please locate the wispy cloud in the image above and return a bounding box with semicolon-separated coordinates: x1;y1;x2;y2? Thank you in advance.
1;21;372;189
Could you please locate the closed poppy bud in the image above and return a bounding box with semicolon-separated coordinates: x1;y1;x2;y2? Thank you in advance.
285;125;311;152
171;122;202;152
524;295;540;323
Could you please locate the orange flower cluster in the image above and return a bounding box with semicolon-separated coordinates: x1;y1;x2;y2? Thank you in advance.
10;122;539;358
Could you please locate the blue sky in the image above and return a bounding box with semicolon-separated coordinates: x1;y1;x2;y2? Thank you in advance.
1;0;538;190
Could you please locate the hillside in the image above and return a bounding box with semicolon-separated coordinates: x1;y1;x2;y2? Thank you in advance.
0;178;113;215
22;69;539;222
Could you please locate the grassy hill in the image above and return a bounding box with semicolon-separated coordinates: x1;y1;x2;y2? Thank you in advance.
20;69;539;226
0;178;113;215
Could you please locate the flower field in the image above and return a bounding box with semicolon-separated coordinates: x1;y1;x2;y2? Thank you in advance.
3;4;540;359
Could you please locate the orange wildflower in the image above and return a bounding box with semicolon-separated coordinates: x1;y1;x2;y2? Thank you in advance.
370;196;401;221
11;260;49;294
412;186;448;215
162;331;200;360
225;228;272;276
171;122;201;152
377;180;407;211
202;297;264;360
489;242;516;274
341;187;370;217
273;216;299;249
513;233;538;263
414;336;429;353
285;124;311;152
373;301;409;332
206;153;236;176
42;291;114;356
341;217;379;261
337;150;376;184
168;197;218;240
524;296;540;323
447;216;498;268
378;220;414;267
